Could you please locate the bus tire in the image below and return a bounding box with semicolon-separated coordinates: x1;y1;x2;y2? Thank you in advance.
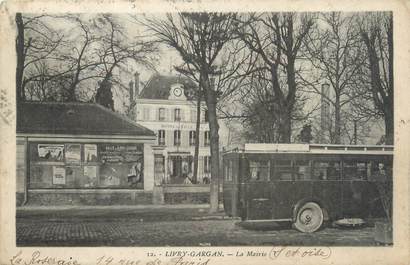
294;202;324;233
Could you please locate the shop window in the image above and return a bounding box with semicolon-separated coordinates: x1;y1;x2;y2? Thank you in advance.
158;108;165;121
174;130;181;146
312;161;341;180
204;131;210;146
275;160;293;180
189;131;196;146
158;130;166;145
294;160;311;180
174;108;181;121
249;160;270;181
29;143;144;189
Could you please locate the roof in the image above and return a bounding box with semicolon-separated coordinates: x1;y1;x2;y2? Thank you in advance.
224;143;394;155
139;74;197;100
17;101;156;137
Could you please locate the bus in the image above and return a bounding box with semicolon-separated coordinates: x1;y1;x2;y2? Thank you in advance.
222;143;393;233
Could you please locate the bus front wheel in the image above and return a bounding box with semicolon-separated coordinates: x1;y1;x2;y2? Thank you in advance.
294;202;324;233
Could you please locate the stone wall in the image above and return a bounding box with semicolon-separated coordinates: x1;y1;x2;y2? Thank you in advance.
24;190;153;206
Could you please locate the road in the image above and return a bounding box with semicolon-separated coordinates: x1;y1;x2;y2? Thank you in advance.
16;206;381;246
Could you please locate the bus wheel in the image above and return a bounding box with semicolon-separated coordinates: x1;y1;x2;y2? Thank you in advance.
294;202;324;233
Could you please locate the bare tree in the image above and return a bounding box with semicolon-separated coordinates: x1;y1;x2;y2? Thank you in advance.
94;14;158;110
359;12;393;145
15;13;63;102
236;13;315;143
142;13;237;212
302;12;368;144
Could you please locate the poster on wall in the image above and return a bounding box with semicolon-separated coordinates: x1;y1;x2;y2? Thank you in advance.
38;144;64;161
84;144;98;162
52;166;66;185
99;144;143;163
65;144;81;164
84;166;97;187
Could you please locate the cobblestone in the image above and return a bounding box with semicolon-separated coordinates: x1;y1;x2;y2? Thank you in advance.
16;215;380;246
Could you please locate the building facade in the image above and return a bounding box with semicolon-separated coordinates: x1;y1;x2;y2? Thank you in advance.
136;74;212;185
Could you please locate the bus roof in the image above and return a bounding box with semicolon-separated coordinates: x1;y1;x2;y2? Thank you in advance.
223;143;394;155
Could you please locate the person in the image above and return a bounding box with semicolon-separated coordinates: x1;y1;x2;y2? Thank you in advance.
128;162;142;187
183;175;192;184
202;176;210;184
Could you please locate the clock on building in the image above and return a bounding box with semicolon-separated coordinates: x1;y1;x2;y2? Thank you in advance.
173;87;182;97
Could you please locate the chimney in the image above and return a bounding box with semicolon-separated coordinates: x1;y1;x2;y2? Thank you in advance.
134;71;140;98
320;83;330;142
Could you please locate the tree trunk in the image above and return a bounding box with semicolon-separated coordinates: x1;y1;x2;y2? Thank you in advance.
334;96;341;144
278;107;291;143
384;101;394;145
204;80;220;213
16;13;25;103
192;92;201;184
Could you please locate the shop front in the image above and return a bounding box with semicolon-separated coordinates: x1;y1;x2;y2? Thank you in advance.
16;102;156;206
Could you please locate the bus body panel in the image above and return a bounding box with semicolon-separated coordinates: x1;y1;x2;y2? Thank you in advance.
222;145;393;224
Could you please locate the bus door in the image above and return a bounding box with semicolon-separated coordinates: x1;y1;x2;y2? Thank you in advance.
311;160;343;220
245;158;273;220
223;157;238;217
341;160;370;218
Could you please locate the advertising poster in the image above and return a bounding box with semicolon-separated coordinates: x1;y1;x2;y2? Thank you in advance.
52;166;66;185
84;166;97;187
65;144;81;164
84;144;98;162
99;144;143;163
38;144;64;161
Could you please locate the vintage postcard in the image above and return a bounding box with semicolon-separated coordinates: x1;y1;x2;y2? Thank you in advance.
0;0;409;264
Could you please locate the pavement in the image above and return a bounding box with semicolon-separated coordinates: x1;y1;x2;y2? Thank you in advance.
16;204;386;247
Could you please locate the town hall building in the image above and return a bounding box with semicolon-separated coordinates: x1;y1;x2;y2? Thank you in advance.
135;74;212;186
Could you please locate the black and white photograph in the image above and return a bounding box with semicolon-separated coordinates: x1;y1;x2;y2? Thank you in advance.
1;1;409;264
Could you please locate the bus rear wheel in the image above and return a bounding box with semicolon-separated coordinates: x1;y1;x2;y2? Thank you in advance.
294;202;324;233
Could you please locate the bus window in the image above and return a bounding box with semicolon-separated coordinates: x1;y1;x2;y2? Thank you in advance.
312;161;341;180
249;160;270;181
343;161;369;180
294;160;311;180
275;160;293;180
370;161;391;181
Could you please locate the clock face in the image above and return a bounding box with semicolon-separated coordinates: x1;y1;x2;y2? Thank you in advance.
174;87;182;97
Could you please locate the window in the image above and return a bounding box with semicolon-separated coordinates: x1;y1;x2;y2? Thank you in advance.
204;110;209;122
190;109;197;123
343;161;370;180
174;130;181;146
158;130;165;145
313;161;341;180
158;108;165;121
294;160;311;180
275;160;293;180
143;107;150;121
174;108;181;121
249;160;270;181
189;131;196;146
204;131;210;146
224;160;233;181
204;156;211;173
370;161;392;181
